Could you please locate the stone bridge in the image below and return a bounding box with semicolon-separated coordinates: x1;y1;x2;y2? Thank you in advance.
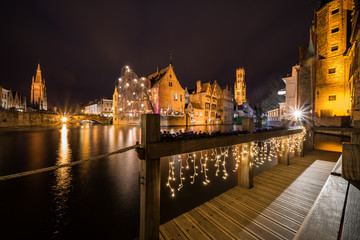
68;115;112;124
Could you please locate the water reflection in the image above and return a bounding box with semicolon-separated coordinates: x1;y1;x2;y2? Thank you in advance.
52;124;72;237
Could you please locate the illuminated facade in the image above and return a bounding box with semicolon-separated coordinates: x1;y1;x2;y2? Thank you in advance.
187;80;234;124
315;0;353;117
30;64;47;110
234;67;246;106
148;64;185;114
282;65;300;119
348;1;360;127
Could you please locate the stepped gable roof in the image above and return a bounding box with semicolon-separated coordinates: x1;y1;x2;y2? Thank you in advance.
148;66;170;87
201;82;210;92
190;102;202;110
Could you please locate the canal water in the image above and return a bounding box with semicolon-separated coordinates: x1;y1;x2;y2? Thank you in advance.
0;124;345;239
0;124;241;239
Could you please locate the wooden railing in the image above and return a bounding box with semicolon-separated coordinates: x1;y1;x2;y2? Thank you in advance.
136;114;304;240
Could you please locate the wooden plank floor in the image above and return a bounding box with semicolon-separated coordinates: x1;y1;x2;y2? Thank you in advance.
160;150;340;240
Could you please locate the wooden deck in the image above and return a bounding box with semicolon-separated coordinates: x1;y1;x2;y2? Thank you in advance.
159;150;341;240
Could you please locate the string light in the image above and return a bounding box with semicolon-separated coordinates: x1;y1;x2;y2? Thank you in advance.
164;130;306;197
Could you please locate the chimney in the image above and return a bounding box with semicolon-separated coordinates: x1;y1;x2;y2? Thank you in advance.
197;80;202;93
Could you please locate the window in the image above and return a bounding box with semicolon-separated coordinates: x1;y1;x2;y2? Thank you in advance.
331;27;339;33
200;112;203;117
331;8;339;15
329;68;336;74
329;95;336;101
169;82;172;87
331;45;338;51
180;95;182;102
174;93;178;101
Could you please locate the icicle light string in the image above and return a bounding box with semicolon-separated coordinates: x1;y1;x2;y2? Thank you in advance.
165;131;305;197
178;155;185;191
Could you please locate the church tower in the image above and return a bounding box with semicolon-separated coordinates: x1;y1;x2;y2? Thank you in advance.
234;67;246;106
30;64;47;110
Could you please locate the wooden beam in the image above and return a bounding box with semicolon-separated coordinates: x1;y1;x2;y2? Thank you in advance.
143;129;302;160
294;175;349;240
341;180;360;240
139;114;161;240
342;143;360;181
280;136;289;165
240;143;253;188
351;132;360;144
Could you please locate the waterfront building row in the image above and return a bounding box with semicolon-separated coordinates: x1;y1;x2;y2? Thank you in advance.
113;61;250;125
0;85;26;111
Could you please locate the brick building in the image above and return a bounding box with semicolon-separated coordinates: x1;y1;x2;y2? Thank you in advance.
315;0;353;117
148;63;185;115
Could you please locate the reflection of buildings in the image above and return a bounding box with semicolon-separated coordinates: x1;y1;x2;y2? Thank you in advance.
30;64;47;110
1;86;26;111
52;124;72;234
148;62;185;114
85;98;113;117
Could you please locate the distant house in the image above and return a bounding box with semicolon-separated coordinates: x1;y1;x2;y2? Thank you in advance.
1;86;26;111
234;101;255;119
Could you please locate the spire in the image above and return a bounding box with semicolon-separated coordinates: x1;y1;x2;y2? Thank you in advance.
169;51;173;66
37;63;41;71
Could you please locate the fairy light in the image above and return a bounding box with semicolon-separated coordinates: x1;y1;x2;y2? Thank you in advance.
200;151;210;185
232;145;241;171
164;130;306;198
220;147;229;179
166;157;176;197
190;153;198;184
178;155;185;191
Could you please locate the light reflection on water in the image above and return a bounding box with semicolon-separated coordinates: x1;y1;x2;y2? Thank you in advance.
52;124;72;237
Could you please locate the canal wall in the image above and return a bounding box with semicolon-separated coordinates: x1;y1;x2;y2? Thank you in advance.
113;115;188;126
0;109;59;127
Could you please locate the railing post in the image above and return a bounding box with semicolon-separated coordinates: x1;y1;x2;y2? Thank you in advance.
139;114;160;240
240;142;253;188
280;136;289;165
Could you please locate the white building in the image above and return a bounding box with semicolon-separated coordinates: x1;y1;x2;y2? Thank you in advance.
85;98;113;116
282;65;299;120
267;64;300;126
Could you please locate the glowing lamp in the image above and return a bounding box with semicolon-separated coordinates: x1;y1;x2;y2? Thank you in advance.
61;117;68;123
293;109;302;121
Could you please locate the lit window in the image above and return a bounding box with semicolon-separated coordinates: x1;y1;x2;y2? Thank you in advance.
329;95;336;101
174;94;178;101
331;45;338;51
331;8;339;15
331;27;339;33
329;68;336;74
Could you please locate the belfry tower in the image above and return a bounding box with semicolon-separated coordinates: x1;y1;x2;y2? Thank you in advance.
30;64;47;110
234;67;246;106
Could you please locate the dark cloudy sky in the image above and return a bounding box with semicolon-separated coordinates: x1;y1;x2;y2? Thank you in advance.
0;0;318;108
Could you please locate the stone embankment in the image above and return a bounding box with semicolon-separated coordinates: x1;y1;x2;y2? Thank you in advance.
0;109;59;127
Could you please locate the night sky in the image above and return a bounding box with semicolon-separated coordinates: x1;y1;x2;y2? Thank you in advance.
0;0;319;109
